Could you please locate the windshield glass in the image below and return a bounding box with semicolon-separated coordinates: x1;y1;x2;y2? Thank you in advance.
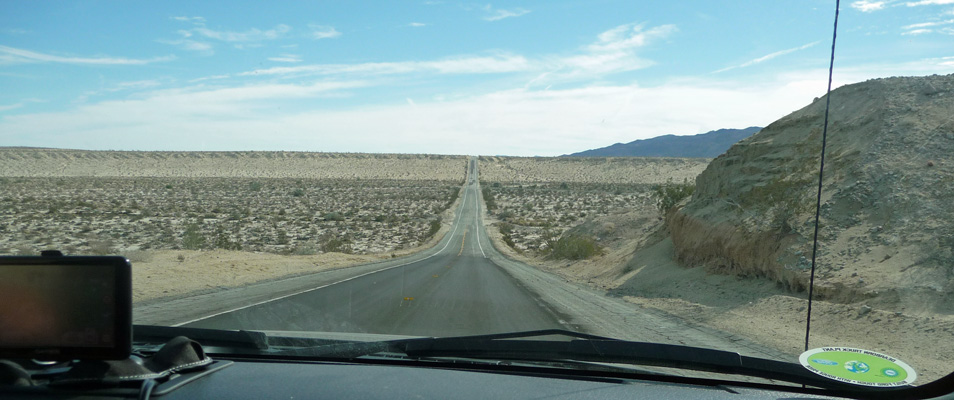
2;0;953;389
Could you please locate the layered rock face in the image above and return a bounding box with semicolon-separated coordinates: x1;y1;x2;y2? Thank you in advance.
670;74;954;312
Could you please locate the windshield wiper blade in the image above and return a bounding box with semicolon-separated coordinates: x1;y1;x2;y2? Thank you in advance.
403;338;842;387
271;329;860;390
269;329;610;358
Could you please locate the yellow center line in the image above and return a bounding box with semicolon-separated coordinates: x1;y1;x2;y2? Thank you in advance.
458;231;467;256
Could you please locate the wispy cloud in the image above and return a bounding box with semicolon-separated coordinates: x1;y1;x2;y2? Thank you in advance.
157;36;214;54
713;41;820;73
851;0;887;12
483;6;530;21
78;80;164;102
0;98;42;113
906;0;954;6
3;28;30;35
310;25;341;39
0;45;175;65
171;16;206;24
239;53;531;77
237;22;675;84
902;18;954;34
268;54;303;63
0;103;24;112
408;22;427;27
536;23;677;81
194;24;291;42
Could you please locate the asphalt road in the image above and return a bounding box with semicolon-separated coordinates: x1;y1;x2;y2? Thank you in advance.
183;158;566;336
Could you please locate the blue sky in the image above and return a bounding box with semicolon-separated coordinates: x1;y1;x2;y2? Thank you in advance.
1;1;952;156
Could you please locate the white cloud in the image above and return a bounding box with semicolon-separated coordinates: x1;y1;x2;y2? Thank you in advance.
903;28;934;34
714;41;820;73
194;24;291;42
0;45;175;65
268;54;303;63
851;1;887;12
3;57;953;155
0;79;813;155
906;0;954;6
238;53;531;77
903;19;954;28
484;7;530;21
310;25;341;39
171;16;206;24
408;22;427;27
235;22;674;84
157;37;214;53
0;103;24;112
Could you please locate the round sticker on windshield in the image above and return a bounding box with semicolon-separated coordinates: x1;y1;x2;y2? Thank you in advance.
799;347;916;387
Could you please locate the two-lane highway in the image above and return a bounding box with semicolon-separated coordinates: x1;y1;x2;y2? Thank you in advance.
182;158;566;336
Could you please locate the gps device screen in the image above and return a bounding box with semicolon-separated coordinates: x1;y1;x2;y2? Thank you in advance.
0;256;132;360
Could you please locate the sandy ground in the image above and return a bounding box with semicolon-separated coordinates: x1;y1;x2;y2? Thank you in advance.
483;207;954;384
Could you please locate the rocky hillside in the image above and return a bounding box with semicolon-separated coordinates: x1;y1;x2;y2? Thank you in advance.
669;74;954;314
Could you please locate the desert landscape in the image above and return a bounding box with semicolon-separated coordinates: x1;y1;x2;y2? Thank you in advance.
0;150;466;302
2;74;952;382
477;74;954;382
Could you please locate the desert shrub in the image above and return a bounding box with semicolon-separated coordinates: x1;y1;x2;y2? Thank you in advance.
481;187;497;210
213;226;242;250
320;235;352;254
291;188;305;197
497;210;515;220
548;234;602;260
444;187;460;209
498;222;516;248
426;218;441;238
652;178;695;214
182;223;206;250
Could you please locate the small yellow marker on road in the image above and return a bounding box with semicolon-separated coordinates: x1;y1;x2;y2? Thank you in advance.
404;297;414;301
432;274;439;278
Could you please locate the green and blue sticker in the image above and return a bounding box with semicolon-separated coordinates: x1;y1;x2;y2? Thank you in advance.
799;347;917;387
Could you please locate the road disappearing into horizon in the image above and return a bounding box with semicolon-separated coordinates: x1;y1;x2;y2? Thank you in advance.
183;157;567;336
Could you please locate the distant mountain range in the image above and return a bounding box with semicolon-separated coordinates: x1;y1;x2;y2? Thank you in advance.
564;127;761;158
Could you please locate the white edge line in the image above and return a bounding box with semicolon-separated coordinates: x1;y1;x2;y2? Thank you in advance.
474;183;486;258
172;184;472;327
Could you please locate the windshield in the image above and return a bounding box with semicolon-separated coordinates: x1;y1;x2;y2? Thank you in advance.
2;0;953;390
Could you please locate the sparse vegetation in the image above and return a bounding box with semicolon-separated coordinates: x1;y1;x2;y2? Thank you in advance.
0;177;460;256
484;182;653;254
738;176;813;232
651;178;695;215
481;187;497;211
548;234;602;260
